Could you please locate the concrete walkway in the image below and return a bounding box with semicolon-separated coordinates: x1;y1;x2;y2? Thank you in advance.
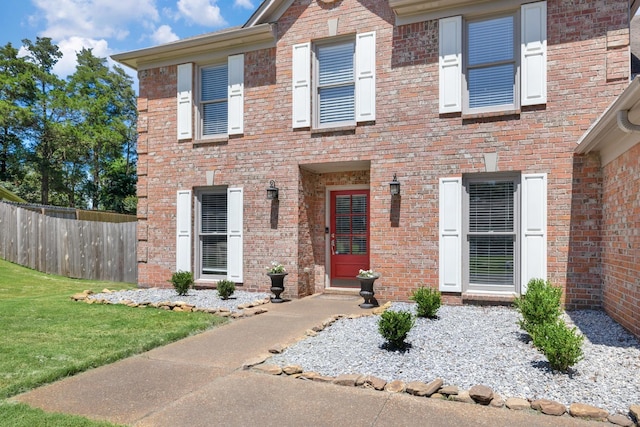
14;294;602;426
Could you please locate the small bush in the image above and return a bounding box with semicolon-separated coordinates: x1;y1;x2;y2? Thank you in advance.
378;310;415;348
530;320;584;372
514;278;562;334
410;287;442;318
170;271;193;296
217;280;236;300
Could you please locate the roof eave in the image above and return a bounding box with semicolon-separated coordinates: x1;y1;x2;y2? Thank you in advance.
576;78;640;155
111;23;276;70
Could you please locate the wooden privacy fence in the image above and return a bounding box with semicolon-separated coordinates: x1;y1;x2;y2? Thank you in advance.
0;202;137;283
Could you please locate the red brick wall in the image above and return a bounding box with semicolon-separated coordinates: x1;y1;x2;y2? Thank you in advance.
135;0;629;308
600;144;640;337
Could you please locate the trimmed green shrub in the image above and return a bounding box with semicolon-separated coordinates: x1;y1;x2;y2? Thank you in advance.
513;278;562;334
530;320;584;372
217;280;236;300
410;287;442;318
170;271;193;296
378;310;415;348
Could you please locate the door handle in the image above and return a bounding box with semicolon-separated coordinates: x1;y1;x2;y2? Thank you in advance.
331;239;335;255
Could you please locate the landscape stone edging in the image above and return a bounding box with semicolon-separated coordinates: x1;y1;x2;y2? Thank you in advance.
70;289;271;318
257;305;639;427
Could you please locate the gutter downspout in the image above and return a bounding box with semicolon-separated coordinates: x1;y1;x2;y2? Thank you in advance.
616;110;640;133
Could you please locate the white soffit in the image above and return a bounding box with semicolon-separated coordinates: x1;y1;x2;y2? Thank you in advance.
111;24;276;70
576;78;640;166
389;0;525;24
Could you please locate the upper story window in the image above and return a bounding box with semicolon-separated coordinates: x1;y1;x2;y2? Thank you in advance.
316;41;356;127
176;54;244;141
439;1;546;115
466;14;517;112
201;64;228;136
292;32;376;129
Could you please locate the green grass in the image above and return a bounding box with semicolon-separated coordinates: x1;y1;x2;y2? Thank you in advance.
0;401;124;427
0;258;226;402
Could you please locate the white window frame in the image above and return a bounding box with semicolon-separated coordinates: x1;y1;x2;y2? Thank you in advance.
462;174;521;294
463;11;520;114
438;1;546;114
198;62;229;139
292;32;376;129
195;188;228;281
313;38;356;129
439;173;547;295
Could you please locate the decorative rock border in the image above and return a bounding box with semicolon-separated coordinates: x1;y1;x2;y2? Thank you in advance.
248;305;639;427
70;289;271;319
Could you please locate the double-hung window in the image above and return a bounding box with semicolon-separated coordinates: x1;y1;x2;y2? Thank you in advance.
176;55;244;141
316;41;356;127
175;188;244;283
292;32;376;129
439;1;546;114
466;14;517;112
438;174;547;295
201;64;228;137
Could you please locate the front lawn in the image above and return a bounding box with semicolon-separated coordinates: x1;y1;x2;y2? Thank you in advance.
0;258;226;399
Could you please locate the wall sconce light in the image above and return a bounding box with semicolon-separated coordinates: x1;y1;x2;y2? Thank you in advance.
266;180;279;200
389;174;401;196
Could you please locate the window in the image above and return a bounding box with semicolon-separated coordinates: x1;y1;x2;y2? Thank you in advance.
176;188;244;282
439;1;546;114
466;14;517;112
176;55;244;141
316;41;356;127
200;64;228;137
438;174;547;295
464;177;519;293
292;32;376;129
198;190;228;279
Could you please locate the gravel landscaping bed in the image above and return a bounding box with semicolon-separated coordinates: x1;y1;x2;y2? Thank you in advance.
89;288;270;312
268;303;640;416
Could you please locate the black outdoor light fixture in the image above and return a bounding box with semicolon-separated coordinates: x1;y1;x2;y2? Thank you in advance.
266;180;279;200
389;173;401;196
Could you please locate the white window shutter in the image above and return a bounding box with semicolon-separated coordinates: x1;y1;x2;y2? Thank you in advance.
292;42;311;128
176;190;192;272
521;173;547;293
227;187;243;283
355;31;376;122
228;54;244;135
439;16;462;114
177;63;193;140
521;1;547;106
439;177;462;292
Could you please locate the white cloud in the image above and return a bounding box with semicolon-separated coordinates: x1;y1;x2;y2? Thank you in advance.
54;37;112;77
234;0;254;9
177;0;227;27
151;25;179;44
31;0;160;41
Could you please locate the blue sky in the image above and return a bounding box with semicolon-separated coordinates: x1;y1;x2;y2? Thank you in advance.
0;0;258;78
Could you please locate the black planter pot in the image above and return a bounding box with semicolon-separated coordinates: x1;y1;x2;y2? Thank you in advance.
267;272;288;303
357;275;380;308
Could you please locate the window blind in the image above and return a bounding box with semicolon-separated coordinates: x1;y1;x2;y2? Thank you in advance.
318;42;355;124
467;16;515;109
201;193;227;275
201;65;228;136
468;181;515;286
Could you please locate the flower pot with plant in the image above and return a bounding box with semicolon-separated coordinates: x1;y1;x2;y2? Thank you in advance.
357;269;380;308
266;261;288;303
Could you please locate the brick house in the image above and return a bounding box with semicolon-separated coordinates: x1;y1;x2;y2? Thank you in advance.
113;0;638;336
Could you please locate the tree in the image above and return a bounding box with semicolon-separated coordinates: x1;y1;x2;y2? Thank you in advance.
21;37;67;205
66;48;137;210
0;43;32;186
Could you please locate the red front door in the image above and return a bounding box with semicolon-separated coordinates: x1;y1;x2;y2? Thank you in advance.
330;190;370;287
